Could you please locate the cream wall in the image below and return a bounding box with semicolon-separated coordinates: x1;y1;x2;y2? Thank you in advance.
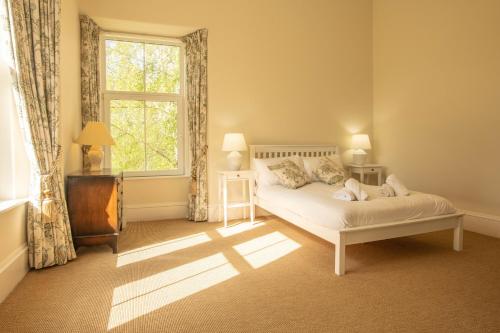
373;0;500;216
78;0;374;220
0;206;26;266
61;0;82;175
0;205;28;303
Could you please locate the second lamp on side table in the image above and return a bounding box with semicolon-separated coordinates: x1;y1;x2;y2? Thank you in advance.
348;164;384;185
218;170;255;228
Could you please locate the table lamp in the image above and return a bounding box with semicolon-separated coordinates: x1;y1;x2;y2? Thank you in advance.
352;134;371;165
76;121;115;171
222;133;247;171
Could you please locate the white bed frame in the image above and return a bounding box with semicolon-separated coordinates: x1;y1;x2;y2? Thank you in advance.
250;145;464;276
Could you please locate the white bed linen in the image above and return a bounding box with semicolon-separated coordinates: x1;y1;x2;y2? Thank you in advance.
256;182;457;230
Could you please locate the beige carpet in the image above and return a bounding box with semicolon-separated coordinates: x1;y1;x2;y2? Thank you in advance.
1;217;499;333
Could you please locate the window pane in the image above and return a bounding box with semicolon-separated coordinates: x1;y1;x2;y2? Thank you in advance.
106;40;144;92
145;44;180;93
110;100;145;171
145;101;178;170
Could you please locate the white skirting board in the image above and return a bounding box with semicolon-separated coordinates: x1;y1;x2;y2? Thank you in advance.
463;210;500;239
124;202;188;225
208;205;270;223
0;245;29;303
124;201;270;224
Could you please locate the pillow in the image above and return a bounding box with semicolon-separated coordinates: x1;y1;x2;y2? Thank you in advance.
303;155;345;182
267;159;310;189
312;157;345;185
253;155;305;186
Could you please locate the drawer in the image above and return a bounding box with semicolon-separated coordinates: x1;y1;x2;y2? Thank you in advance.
221;171;254;180
67;177;119;236
231;171;247;178
352;167;380;174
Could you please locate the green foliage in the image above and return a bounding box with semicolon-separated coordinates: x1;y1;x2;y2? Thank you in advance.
145;44;180;93
106;40;144;92
106;40;180;172
105;40;180;93
145;101;178;170
110;100;145;171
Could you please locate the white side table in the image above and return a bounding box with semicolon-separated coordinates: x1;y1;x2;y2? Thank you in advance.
218;170;255;228
348;164;384;185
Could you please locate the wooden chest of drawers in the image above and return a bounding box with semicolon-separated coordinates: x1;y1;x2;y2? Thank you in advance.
66;169;123;253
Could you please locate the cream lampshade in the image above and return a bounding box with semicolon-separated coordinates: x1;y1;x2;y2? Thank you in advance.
76;121;115;171
352;134;371;165
222;133;247;171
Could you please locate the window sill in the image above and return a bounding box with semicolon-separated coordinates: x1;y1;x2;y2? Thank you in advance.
123;174;191;181
0;198;28;215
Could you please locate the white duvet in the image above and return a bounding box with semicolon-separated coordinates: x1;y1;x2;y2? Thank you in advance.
256;182;457;230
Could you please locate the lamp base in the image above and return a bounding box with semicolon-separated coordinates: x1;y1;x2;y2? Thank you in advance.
227;151;242;171
88;145;103;171
352;150;367;165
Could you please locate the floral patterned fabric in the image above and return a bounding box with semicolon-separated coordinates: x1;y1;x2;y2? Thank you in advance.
80;15;100;170
183;29;208;222
313;157;345;185
268;159;310;189
2;0;76;268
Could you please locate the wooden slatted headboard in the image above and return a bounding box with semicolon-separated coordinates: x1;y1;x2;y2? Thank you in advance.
249;145;339;169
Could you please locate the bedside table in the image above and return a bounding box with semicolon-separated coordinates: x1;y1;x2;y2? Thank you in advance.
348;164;384;185
218;170;255;227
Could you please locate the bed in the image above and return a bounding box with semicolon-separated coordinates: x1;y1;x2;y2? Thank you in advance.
250;144;464;276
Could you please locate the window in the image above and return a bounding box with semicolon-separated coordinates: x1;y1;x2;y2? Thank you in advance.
102;33;187;177
0;14;30;203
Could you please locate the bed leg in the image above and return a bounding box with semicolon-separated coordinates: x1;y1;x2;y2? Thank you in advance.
453;216;463;252
335;234;346;276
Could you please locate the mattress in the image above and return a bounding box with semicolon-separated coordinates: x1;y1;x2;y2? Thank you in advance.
256;182;457;230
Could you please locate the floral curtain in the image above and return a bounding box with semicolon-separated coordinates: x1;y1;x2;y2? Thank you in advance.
80;15;100;170
183;29;208;222
2;0;76;268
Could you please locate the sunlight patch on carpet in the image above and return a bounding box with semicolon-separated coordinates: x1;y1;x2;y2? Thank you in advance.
216;221;266;238
233;231;301;269
116;232;212;267
108;253;239;330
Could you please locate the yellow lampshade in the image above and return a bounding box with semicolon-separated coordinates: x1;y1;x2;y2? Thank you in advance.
222;133;247;152
352;134;371;150
76;121;115;146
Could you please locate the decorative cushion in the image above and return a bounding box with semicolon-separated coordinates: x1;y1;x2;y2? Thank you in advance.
253;155;305;186
303;155;344;181
312;157;345;185
267;159;310;189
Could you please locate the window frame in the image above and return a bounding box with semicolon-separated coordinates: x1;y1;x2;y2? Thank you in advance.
0;23;30;203
100;32;188;178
